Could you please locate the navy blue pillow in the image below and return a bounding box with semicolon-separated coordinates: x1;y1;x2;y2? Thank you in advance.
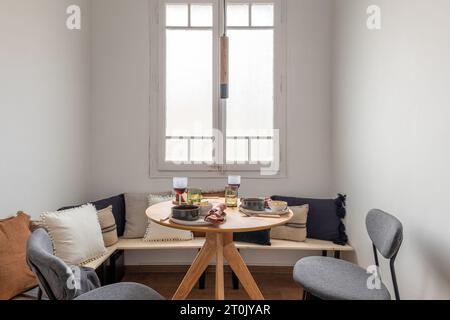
234;230;271;246
271;194;348;245
59;194;126;237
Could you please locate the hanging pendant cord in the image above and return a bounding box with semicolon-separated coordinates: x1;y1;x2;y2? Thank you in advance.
223;0;227;36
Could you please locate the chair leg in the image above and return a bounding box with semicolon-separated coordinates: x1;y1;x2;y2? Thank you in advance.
37;287;43;301
334;251;341;259
322;250;328;257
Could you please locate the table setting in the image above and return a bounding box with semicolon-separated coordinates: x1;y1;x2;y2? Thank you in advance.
165;176;291;227
146;176;293;300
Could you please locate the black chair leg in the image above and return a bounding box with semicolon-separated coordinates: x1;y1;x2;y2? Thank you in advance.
334;251;341;259
199;270;206;290
302;290;307;300
232;271;240;290
322;250;328;257
37;287;43;301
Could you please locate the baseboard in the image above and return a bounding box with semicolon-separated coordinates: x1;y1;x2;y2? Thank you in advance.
125;265;293;275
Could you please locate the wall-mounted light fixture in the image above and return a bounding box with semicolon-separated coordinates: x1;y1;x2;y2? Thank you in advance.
220;0;229;99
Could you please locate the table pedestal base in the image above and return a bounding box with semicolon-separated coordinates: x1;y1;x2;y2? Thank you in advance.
172;233;264;300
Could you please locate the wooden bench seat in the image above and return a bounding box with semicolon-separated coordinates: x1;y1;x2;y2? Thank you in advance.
84;238;353;270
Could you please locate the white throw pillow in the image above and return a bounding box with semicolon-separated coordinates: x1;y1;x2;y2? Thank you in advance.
41;204;106;265
143;194;193;242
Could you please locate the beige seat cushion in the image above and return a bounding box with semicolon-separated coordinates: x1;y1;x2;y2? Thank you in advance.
271;205;309;242
0;212;38;300
97;206;119;247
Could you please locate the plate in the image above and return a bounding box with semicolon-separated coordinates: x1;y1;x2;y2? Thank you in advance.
170;217;214;226
239;207;290;216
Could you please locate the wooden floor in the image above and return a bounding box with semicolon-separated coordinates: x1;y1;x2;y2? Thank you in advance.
123;266;303;300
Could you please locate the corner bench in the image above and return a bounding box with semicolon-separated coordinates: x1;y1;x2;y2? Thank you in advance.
84;237;354;289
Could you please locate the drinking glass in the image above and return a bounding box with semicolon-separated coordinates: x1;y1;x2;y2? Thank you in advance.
173;177;188;205
225;186;239;208
188;188;202;205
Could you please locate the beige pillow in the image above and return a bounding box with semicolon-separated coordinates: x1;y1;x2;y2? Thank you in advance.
144;194;193;242
123;193;151;239
97;206;119;247
41;204;106;265
271;205;309;242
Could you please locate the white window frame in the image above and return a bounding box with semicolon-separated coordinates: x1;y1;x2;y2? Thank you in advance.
149;0;287;178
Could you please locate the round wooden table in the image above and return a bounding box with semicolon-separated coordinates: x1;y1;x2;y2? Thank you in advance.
146;200;293;300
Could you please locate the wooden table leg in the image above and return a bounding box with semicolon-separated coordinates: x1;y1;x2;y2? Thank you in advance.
215;234;225;300
223;233;265;300
172;234;216;300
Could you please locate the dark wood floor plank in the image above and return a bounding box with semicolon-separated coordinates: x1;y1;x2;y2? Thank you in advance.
123;269;303;300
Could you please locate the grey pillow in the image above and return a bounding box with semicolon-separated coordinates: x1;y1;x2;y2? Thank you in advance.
123;193;149;239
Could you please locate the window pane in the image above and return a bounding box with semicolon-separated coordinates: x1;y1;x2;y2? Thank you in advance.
166;139;188;162
226;29;274;137
227;4;249;27
227;139;249;163
166;4;188;27
166;30;213;161
191;4;213;27
166;30;213;137
190;139;214;163
251;4;274;27
251;139;273;163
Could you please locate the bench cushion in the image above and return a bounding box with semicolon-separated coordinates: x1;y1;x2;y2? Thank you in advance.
271;195;348;245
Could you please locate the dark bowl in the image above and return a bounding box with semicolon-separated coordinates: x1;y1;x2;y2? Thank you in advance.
241;198;266;212
172;205;200;221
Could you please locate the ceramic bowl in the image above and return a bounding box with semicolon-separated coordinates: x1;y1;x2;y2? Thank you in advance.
268;201;288;212
241;198;266;212
198;202;213;216
171;205;200;221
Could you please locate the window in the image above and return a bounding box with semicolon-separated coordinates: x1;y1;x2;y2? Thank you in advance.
150;0;286;177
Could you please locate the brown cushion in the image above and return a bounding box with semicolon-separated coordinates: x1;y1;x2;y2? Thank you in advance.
0;212;37;300
97;206;119;247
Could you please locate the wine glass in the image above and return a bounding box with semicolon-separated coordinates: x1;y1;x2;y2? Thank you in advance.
173;177;188;205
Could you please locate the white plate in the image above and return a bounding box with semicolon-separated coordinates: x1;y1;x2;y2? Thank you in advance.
239;207;290;216
170;217;214;226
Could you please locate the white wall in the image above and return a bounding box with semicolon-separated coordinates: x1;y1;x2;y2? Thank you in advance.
332;0;450;299
90;0;334;266
0;0;91;219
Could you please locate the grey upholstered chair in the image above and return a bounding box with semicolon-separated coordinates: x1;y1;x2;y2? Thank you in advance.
293;209;403;300
27;229;164;300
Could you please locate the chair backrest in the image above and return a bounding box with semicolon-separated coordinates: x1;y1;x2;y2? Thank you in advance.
366;209;403;259
26;229;81;300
